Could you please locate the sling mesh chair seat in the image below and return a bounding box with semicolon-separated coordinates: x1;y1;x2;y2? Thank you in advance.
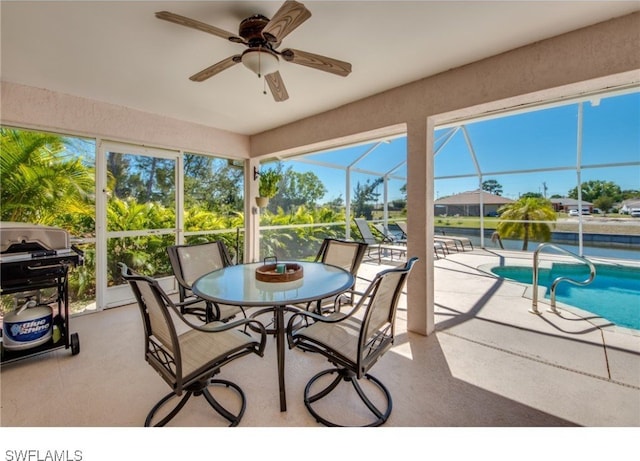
121;264;266;427
167;241;245;323
286;257;418;427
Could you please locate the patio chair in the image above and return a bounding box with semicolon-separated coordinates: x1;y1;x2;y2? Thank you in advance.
167;241;246;323
286;257;418;426
304;238;369;314
120;263;266;427
354;218;407;263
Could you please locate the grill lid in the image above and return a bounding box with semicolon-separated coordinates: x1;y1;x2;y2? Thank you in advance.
0;222;70;253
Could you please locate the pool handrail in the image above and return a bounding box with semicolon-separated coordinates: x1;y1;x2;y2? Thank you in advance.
531;243;596;315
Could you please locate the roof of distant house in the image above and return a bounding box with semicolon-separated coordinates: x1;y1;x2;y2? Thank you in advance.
549;198;593;206
435;190;514;205
620;198;640;208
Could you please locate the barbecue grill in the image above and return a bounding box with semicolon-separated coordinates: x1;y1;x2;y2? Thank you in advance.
1;222;83;363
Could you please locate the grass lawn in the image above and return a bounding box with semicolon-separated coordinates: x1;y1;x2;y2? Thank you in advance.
429;215;640;235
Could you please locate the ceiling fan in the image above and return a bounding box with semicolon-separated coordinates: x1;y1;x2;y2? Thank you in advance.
155;0;352;102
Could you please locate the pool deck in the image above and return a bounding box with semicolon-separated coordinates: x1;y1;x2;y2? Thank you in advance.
421;248;640;426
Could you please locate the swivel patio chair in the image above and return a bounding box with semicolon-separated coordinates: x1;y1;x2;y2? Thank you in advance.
120;263;266;427
167;241;245;323
304;238;368;314
354;218;408;263
286;257;418;427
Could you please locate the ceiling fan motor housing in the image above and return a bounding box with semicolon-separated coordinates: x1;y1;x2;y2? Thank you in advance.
239;14;271;47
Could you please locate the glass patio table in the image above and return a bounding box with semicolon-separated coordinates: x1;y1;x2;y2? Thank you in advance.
192;260;354;412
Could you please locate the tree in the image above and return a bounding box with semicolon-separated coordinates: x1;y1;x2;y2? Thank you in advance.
621;189;640;200
107;152;175;207
352;177;383;219
567;180;622;203
497;197;557;251
482;179;503;196
593;195;614;214
520;192;543;199
0;128;94;229
184;155;244;214
324;195;345;212
270;167;326;211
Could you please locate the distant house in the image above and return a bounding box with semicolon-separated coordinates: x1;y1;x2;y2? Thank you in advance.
434;190;514;216
619;199;640;214
549;198;594;213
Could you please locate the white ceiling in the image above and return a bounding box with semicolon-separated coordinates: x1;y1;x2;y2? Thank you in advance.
1;1;638;135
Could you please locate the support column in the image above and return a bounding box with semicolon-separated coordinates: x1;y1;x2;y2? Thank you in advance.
406;118;435;336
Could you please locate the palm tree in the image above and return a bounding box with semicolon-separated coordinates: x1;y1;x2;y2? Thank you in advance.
497;197;557;251
0;128;94;229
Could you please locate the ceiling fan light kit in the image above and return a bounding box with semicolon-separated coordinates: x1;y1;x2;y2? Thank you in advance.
155;0;351;102
241;48;279;77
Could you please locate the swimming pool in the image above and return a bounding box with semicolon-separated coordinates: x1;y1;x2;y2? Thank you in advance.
490;263;640;330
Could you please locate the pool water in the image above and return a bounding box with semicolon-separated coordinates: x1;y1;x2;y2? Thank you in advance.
491;263;640;330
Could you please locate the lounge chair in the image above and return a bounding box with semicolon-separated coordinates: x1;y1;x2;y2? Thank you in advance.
373;223;407;245
394;221;447;259
436;229;474;251
397;221;473;252
354;218;407;263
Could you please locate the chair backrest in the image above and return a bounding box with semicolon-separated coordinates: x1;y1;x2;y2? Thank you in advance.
354;218;379;245
167;241;232;300
356;257;418;375
372;223;396;242
396;221;408;238
315;238;368;276
120;264;184;389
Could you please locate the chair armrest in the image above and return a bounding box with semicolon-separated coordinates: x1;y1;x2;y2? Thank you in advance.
197;317;267;355
169;300;264;336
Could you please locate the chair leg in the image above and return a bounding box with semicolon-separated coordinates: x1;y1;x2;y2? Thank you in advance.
303;368;392;427
202;379;247;427
145;378;247;427
145;390;193;427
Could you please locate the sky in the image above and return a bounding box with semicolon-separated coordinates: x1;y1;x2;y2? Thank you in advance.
284;90;640;203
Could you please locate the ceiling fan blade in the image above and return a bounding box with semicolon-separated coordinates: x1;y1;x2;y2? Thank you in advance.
265;71;289;102
262;1;311;43
189;55;241;82
155;11;244;43
281;49;352;77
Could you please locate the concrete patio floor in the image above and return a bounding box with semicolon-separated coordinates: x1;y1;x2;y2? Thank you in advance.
1;248;638;454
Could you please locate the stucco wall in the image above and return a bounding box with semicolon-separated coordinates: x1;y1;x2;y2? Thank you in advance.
0;82;250;158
